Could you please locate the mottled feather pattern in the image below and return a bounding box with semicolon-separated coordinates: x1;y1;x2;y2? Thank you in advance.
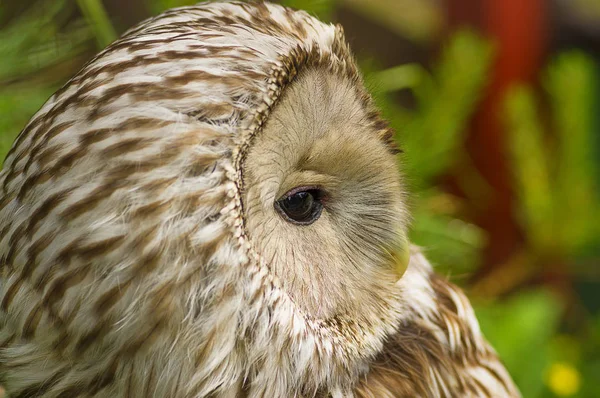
0;2;519;397
355;250;520;397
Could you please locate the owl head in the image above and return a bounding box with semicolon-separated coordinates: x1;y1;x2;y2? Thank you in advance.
0;2;518;397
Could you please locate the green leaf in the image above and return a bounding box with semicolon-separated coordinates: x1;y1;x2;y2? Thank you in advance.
76;0;118;49
410;194;485;278
0;1;92;84
398;30;494;189
369;63;425;93
545;52;600;252
504;85;556;253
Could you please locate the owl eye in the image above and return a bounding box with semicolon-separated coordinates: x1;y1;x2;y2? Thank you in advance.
275;187;324;225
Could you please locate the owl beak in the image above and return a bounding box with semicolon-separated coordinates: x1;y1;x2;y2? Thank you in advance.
391;235;411;280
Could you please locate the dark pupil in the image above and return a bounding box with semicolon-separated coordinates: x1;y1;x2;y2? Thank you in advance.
276;189;323;225
281;191;314;220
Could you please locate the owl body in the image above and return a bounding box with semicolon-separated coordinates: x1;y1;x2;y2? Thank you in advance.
0;2;519;397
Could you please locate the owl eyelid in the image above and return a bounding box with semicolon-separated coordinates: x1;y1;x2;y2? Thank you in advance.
279;185;325;201
278;170;339;200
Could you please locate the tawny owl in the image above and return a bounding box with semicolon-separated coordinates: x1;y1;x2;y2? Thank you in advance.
0;2;520;397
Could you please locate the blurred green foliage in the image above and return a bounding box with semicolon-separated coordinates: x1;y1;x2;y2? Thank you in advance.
0;0;94;160
506;52;600;257
476;290;563;397
77;0;117;47
0;0;599;397
502;51;600;397
366;31;493;275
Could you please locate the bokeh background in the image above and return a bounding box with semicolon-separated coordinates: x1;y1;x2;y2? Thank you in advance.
1;0;599;396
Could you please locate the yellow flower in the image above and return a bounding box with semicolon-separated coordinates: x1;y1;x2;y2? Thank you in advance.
546;362;581;396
